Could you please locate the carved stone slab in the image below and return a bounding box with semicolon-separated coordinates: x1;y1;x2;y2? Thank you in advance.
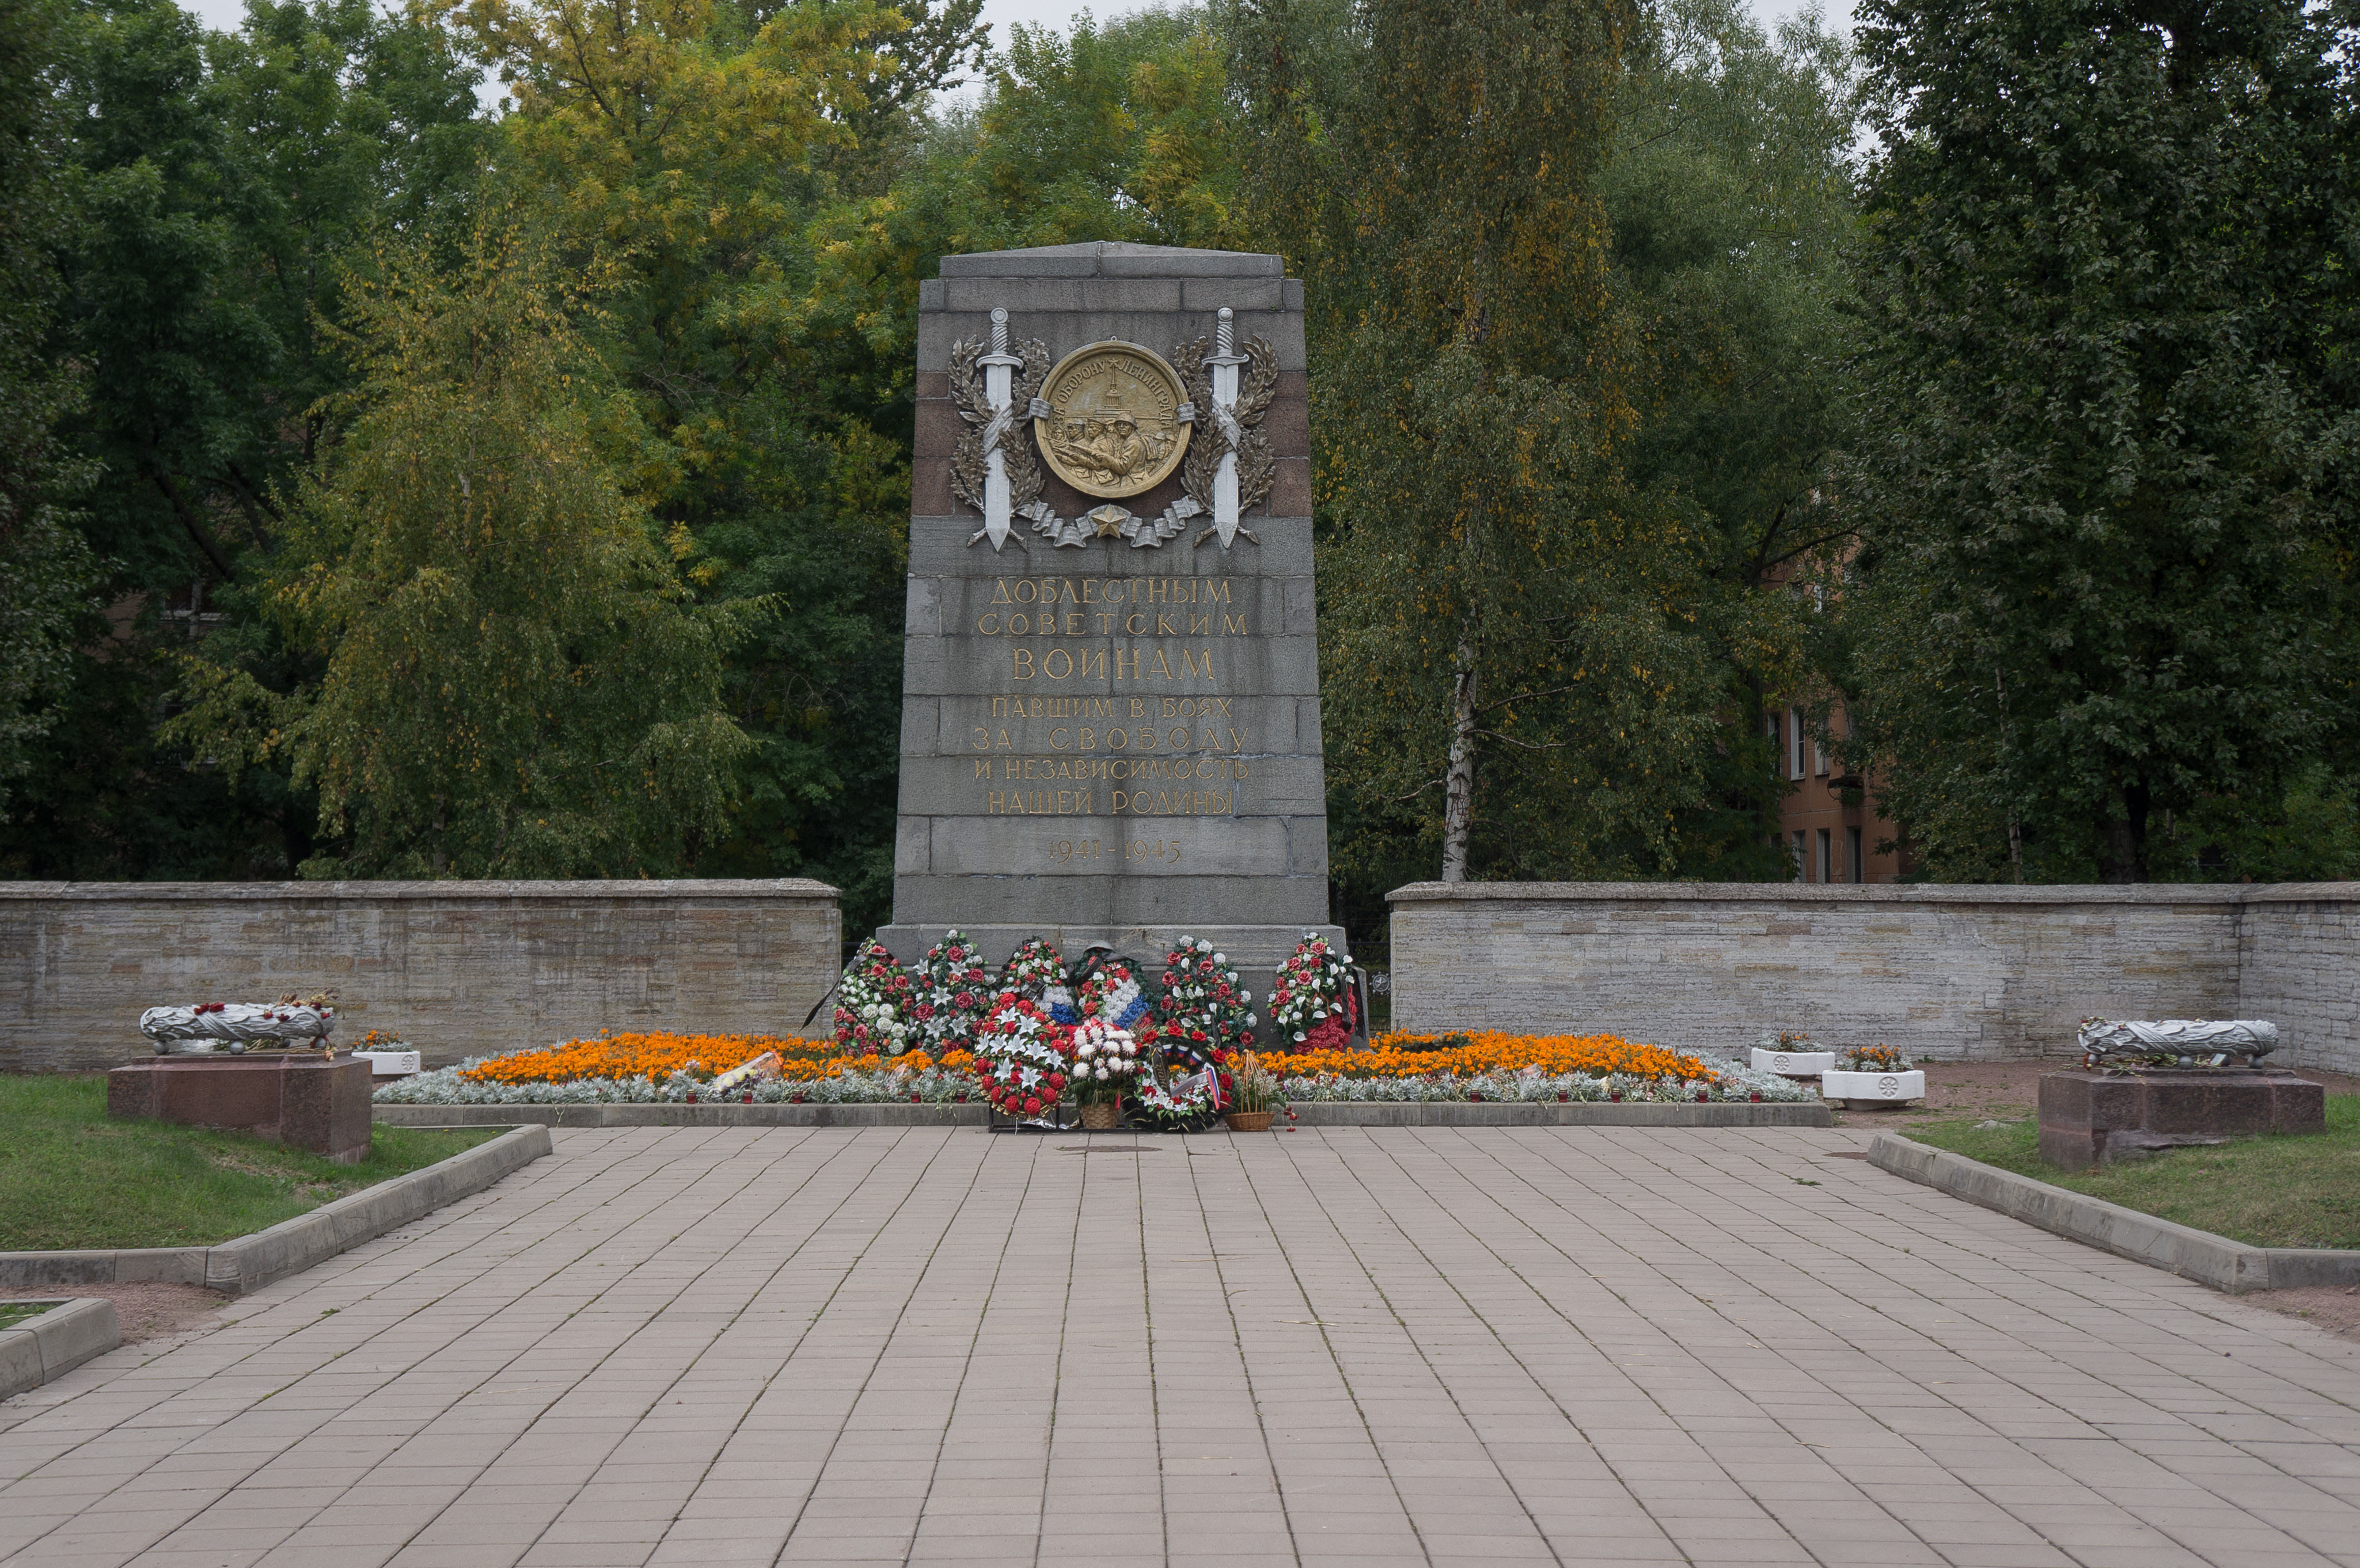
897;242;1336;983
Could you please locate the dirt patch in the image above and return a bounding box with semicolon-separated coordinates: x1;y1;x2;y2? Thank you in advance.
0;1282;234;1344
2240;1283;2360;1342
1830;1058;2360;1129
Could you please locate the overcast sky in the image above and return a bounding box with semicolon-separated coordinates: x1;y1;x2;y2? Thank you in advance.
182;0;1854;97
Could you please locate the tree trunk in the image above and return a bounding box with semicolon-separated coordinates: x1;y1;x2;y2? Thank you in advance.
2103;779;2150;883
1440;622;1479;883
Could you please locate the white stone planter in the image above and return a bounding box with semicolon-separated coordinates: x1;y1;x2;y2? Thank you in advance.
353;1050;422;1078
1751;1048;1836;1079
1822;1069;1925;1108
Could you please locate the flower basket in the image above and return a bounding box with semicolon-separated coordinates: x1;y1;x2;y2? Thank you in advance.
1080;1102;1123;1131
1822;1044;1922;1108
1223;1109;1273;1133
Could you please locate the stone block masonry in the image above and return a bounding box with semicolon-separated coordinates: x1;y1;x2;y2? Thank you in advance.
1388;881;2360;1076
1;879;840;1073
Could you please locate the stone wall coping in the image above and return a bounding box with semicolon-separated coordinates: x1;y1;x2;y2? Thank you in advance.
1386;879;2358;907
0;878;839;903
935;241;1283;279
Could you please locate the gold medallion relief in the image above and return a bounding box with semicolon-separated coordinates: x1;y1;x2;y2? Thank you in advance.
1033;342;1191;499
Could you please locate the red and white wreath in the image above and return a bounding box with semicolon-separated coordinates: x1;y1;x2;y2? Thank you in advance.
970;993;1071;1118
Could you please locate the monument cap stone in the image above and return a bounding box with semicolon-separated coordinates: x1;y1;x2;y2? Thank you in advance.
882;242;1343;981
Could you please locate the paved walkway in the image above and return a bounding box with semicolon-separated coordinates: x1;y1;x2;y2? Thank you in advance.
4;1126;2358;1568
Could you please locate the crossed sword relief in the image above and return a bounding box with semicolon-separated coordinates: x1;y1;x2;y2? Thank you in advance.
953;306;1273;552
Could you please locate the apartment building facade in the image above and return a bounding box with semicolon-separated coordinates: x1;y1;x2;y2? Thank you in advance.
1766;704;1906;883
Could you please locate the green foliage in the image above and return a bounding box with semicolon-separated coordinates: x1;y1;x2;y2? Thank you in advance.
0;0;100;822
1601;0;1862;879
1840;0;2360;882
168;223;764;877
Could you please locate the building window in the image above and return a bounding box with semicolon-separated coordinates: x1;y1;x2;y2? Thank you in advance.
1848;826;1864;884
1814;735;1828;776
1817;827;1832;885
1790;706;1806;780
1792;829;1808;881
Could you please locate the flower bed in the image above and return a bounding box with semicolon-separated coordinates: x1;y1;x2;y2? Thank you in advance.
1274;1032;1815;1104
375;1032;980;1105
375;1024;1815;1107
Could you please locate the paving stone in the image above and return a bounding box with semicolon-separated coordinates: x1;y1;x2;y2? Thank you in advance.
5;1125;2360;1566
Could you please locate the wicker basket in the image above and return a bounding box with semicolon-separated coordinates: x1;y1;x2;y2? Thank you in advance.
1079;1101;1123;1131
1223;1110;1274;1133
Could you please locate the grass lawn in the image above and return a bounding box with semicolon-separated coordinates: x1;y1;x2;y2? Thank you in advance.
0;1300;63;1329
1902;1094;2360;1250
0;1075;499;1251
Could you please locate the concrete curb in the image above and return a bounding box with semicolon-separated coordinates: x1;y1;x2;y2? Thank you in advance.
1867;1131;2360;1294
0;1125;552;1295
375;1101;1831;1130
0;1298;120;1401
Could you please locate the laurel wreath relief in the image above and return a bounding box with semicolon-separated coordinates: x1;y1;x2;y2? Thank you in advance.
948;326;1275;549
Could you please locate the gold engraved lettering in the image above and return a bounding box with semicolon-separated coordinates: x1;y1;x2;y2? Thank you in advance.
1014;580;1037;603
992;580;1012;604
1202;579;1232;602
1051;728;1070;750
1149;648;1173;680
1147;578;1168;603
1013;650;1034;680
1078;727;1094;749
1183;648;1214;678
1131;698;1146;717
1115;647;1141;680
1106;727;1129;749
973;728;990;750
1223;613;1247;635
1191;613;1209;634
1158;612;1178;635
979;614;999;634
1044;648;1073;679
1125;613;1147;635
977;759;993;777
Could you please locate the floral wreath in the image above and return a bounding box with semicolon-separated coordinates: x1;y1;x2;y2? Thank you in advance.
834;940;917;1054
1004;936;1077;1024
913;929;996;1054
1270;931;1354;1051
1150;935;1258;1052
971;993;1070;1118
1078;958;1152;1030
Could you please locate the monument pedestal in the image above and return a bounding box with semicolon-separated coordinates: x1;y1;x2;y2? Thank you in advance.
2037;1068;2324;1171
108;1056;374;1163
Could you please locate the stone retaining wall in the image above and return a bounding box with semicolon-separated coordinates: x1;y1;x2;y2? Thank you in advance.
1386;882;2360;1076
1;880;840;1073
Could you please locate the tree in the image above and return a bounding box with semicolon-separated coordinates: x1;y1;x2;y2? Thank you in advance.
1602;0;1863;879
1841;0;2360;882
0;0;100;821
167;225;762;877
1235;0;1729;887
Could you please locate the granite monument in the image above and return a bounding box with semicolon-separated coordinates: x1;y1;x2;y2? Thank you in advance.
878;242;1344;980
